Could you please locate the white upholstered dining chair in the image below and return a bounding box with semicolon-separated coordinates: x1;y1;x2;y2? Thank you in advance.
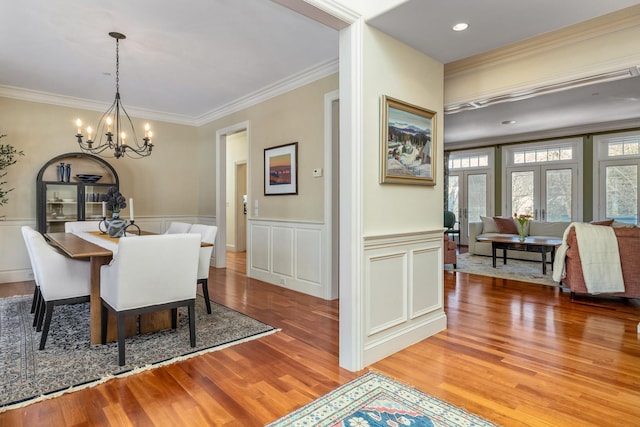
65;220;101;233
189;224;218;314
21;226;42;321
165;221;192;234
100;233;201;366
22;226;91;350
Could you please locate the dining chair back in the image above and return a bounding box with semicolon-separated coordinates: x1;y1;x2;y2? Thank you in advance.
444;211;460;245
100;233;201;365
165;221;192;234
23;226;91;349
189;224;218;314
65;220;101;233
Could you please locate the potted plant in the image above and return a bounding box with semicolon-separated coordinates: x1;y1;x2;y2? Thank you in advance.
0;134;24;219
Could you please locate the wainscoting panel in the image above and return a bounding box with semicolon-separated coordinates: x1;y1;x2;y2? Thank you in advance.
410;247;442;319
248;219;326;298
272;226;294;278
250;224;271;273
295;227;323;284
362;230;446;366
366;251;408;335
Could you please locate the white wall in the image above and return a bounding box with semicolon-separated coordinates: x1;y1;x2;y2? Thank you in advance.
357;25;446;366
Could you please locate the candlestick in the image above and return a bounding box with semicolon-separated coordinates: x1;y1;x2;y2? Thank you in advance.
102;201;106;218
129;198;134;221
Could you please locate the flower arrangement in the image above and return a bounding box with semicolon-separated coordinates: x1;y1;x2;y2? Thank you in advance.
513;213;533;240
105;187;127;213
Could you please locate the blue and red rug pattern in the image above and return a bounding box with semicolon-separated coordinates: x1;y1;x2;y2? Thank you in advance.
267;371;498;427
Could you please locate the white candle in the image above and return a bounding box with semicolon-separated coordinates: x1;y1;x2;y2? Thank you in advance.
76;118;82;134
129;198;134;221
102;201;106;217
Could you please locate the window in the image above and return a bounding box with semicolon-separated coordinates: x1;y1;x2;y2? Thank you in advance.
594;131;640;224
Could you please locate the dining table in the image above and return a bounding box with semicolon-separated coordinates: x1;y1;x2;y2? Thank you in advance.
44;230;211;345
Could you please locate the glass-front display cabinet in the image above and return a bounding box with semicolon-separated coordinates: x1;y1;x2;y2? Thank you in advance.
36;152;119;233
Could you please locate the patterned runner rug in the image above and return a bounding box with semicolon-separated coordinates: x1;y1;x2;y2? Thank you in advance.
448;253;560;287
267;371;498;426
0;294;277;411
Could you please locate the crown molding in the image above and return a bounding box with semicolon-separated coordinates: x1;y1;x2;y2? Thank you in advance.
195;58;338;126
0;85;198;126
445;5;640;77
445;117;640;149
273;0;358;29
0;58;339;128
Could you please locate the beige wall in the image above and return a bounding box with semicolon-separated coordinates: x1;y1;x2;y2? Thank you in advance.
0;97;199;220
444;5;640;105
197;73;339;222
362;26;444;234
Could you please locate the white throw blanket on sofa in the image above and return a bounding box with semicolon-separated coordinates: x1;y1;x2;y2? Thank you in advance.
552;223;624;293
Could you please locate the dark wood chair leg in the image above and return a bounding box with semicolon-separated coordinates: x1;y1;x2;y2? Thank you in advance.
30;286;40;314
33;295;44;327
171;308;178;329
199;278;212;314
39;303;54;350
117;313;126;366
101;303;108;345
188;301;196;347
36;299;46;331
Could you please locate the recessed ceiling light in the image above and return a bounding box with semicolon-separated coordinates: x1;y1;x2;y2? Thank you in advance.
501;120;516;125
452;23;469;32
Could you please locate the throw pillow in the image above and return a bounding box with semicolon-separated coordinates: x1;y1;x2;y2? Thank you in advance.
493;216;518;234
480;216;499;233
590;219;614;226
611;220;637;228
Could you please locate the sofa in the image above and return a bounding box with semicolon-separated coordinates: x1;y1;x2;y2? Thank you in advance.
561;226;640;299
468;216;570;262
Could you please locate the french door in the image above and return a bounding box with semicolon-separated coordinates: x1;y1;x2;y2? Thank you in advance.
503;138;581;222
506;165;577;221
447;149;494;246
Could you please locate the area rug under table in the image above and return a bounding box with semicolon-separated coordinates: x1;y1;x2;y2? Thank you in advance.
0;294;277;411
449;253;560;288
267;371;498;426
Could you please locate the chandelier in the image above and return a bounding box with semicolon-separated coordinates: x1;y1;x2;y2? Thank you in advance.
75;32;153;159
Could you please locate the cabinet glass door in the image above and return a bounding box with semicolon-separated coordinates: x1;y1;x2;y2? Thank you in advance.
45;183;79;232
84;185;112;220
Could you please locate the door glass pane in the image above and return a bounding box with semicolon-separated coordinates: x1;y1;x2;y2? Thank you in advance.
447;175;459;215
606;165;638;223
545;169;573;221
511;171;534;216
467;174;487;223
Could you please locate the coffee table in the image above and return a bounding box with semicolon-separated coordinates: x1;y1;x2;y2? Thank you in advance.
476;236;562;275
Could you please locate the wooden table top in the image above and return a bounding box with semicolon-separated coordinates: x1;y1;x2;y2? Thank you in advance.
45;232;112;258
476;235;562;247
45;231;212;259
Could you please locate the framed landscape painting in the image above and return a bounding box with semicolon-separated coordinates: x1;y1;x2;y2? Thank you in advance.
380;95;437;186
264;142;298;195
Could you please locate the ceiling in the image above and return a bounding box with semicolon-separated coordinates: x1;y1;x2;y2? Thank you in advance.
2;1;640;144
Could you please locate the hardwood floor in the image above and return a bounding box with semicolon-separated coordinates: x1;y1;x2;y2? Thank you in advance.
1;251;639;426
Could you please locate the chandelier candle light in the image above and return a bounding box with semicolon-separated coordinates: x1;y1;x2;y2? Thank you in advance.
74;32;154;159
513;213;534;241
